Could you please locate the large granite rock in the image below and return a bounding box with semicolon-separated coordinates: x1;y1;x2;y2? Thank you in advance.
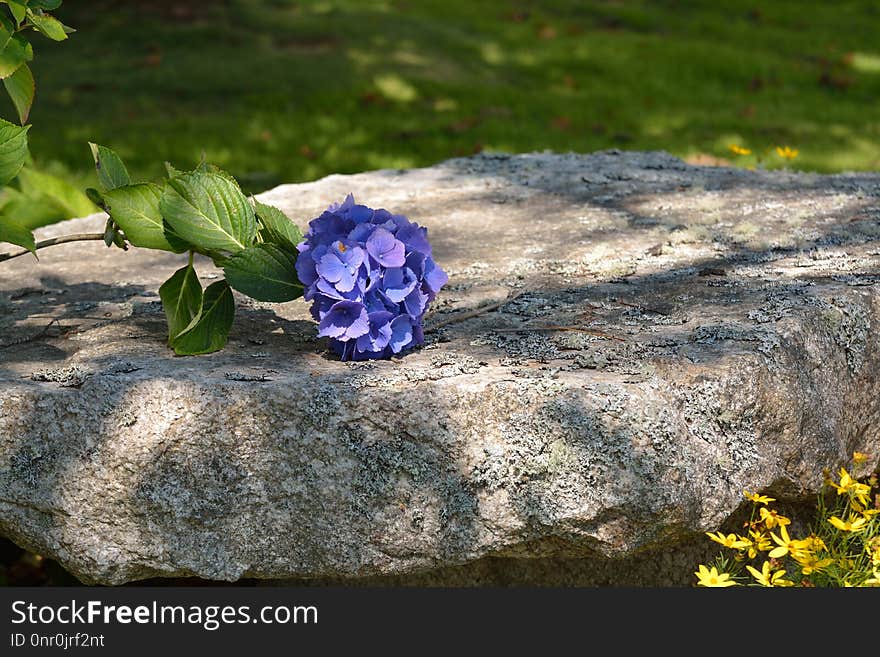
0;150;878;586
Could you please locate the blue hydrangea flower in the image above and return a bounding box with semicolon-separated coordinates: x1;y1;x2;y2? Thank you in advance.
297;194;448;360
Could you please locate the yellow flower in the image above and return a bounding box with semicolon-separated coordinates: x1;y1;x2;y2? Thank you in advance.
744;490;775;505
828;515;868;532
759;506;791;529
706;531;749;550
746;561;794;587
793;552;834;575
694;565;737;587
776;146;799;160
728;144;752;156
829;468;872;507
706;532;748;550
768;525;798;559
742;529;773;558
852;451;869;465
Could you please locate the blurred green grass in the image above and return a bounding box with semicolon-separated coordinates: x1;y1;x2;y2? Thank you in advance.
13;0;880;196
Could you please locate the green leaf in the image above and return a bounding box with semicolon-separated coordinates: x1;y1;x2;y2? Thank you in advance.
26;10;66;40
163;161;182;179
223;243;303;302
160;171;256;254
162;217;193;252
88;142;130;191
17;166;97;218
254;201;302;250
3;61;32;124
103;182;186;252
170;279;235;355
0;213;34;252
0;14;14;50
158;264;202;341
5;2;26;24
0;34;32;78
0;187;56;229
0;117;28;185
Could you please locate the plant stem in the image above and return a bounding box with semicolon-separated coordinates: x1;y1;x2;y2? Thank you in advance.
0;233;107;263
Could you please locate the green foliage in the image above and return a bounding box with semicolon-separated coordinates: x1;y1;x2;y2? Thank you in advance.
222;243;302;303
101;183;184;253
255;200;303;251
89;141;130;191
159;171;256;254
88;143;302;355
2;61;32;123
0;1;85;256
0;213;32;251
0;116;27;183
169;280;235;356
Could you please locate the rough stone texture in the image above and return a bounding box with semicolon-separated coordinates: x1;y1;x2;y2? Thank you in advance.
1;150;878;586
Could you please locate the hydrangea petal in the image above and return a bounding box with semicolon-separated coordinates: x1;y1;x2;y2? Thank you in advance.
318;300;369;340
366;227;406;268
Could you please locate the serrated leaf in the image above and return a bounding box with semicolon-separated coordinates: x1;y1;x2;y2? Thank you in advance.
164;161;182;179
170;279;235;355
158;264;202;341
0;213;34;251
103;182;186;252
3;61;32;124
27;10;66;40
0;117;28;184
89;142;130;191
196;162;241;189
0;34;32;78
223;243;303;302
254;200;303;250
17;166;97;218
160;171;256;254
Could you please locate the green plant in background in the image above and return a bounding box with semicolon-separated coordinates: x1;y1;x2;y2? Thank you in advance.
694;452;880;587
0;1;96;255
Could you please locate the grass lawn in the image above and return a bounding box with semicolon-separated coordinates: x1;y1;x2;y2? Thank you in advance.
11;0;880;197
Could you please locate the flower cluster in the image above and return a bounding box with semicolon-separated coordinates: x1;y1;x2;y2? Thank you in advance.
295;194;448;360
695;457;879;588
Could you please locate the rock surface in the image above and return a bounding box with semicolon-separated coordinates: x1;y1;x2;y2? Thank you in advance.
1;150;878;586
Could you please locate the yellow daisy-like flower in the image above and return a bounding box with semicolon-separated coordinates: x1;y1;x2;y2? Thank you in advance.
793;552;834;575
706;531;749;550
694;565;737;587
828;515;868;533
742;530;773;559
852;451;869;465
829;468;872;507
744;490;775;505
746;561;794;587
768;525;799;559
728;144;752;156
776;146;799;160
759;506;791;529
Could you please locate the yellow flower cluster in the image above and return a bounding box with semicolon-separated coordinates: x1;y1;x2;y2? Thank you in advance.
695;456;879;587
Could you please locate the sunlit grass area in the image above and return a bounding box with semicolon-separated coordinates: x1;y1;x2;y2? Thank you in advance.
13;0;880;196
